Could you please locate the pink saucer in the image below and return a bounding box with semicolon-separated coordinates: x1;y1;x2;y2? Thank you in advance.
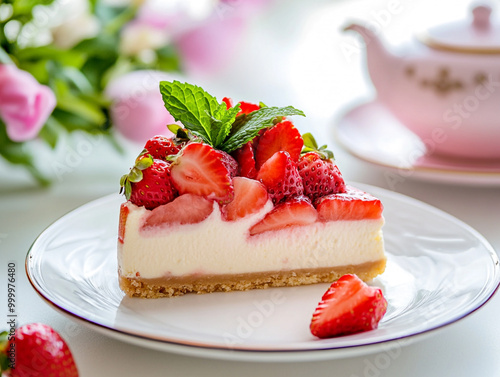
335;100;500;186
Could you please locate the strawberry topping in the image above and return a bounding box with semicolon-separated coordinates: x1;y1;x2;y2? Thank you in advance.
249;196;317;236
144;135;182;160
223;177;269;221
231;141;257;179
310;274;387;338
256;151;304;204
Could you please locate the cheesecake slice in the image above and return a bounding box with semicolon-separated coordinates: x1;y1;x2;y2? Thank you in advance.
117;80;386;298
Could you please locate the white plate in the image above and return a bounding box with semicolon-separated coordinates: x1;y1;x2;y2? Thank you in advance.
26;185;499;362
335;101;500;186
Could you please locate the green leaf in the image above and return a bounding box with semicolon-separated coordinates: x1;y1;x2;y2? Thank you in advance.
302;132;318;150
211;102;240;147
221;106;305;153
160;80;220;144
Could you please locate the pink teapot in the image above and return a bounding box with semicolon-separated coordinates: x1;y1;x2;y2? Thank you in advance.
345;5;500;159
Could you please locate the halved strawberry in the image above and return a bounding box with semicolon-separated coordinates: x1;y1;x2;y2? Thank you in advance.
219;149;238;178
231;142;257;179
237;101;260;116
143;194;214;227
310;274;387;338
315;186;383;221
256;151;304;203
118;203;129;244
249;196;317;236
223;177;269;221
144;135;182;160
255;121;303;169
170;143;234;204
298;151;346;201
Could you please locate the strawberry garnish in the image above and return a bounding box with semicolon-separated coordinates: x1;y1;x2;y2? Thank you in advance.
170;143;234;204
255;121;303;169
237;101;260;116
249;196;317;235
231;142;257;179
219;149;238;178
144;135;182;160
315;186;383;221
298;152;346;201
120;154;177;210
256;151;304;203
222;97;233;109
310;274;387;338
118;203;129;244
223;177;269;221
0;323;79;377
144;194;214;227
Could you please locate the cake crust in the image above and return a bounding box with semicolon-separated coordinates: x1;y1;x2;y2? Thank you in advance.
119;259;387;298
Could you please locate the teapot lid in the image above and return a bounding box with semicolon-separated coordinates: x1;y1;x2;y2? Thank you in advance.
420;4;500;54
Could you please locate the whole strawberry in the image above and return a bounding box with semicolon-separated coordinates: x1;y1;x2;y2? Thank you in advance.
298;133;345;201
120;154;177;210
144;135;182;160
0;323;79;377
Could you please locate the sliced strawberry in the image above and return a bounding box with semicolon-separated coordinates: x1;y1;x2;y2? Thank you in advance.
144;135;182;160
219;149;238;178
315;186;383;221
310;274;387;338
255;121;304;169
256;151;304;203
170;143;234;204
118;203;129;244
249;196;317;236
298;151;346;201
129;158;177;210
5;323;79;377
144;194;214;227
222;97;233;109
237;101;260;116
231;141;257;179
223;177;269;221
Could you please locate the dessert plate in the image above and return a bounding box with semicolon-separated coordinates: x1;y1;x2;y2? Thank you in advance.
26;186;499;362
335;101;500;186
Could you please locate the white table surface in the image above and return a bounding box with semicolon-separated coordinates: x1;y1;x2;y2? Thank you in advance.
2;0;500;375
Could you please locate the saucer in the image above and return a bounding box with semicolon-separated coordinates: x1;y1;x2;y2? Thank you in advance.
335;100;500;186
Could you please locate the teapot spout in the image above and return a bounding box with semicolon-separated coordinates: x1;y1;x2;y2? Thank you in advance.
344;23;400;98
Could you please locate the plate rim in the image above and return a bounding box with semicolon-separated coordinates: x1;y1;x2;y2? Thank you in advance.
25;186;500;361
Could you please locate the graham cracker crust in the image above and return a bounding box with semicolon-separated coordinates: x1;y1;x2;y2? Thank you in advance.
119;259;387;298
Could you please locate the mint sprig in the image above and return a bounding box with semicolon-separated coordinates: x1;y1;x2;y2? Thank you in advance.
159;80;305;153
302;132;334;160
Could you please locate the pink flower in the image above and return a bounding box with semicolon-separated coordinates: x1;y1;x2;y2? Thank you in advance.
0;64;56;142
105;70;178;142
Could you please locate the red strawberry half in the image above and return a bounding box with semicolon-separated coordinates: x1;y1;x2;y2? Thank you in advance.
315;186;383;221
223;177;269;221
255;121;303;169
231;141;257;179
310;274;387;338
144;135;182;160
144;194;214;227
298;151;346;201
249;196;317;236
2;323;79;377
237;101;260;116
170;143;234;204
256;151;304;203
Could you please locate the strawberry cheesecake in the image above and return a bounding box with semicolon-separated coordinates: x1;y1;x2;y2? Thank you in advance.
118;81;386;298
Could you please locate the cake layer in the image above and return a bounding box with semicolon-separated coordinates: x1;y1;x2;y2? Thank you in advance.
118;201;386;279
119;260;387;298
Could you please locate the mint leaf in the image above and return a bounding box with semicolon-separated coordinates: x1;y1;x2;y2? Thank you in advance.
211;103;241;147
221;106;305;153
160;81;220;143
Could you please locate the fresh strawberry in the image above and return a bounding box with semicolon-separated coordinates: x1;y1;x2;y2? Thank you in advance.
144;194;214;227
222;97;233;109
231;142;257;179
223;177;269;221
237;101;260;116
170;143;234;204
315;186;383;221
1;323;79;377
249;196;317;235
120;155;177;210
144;135;182;160
256;151;304;203
219;149;238;178
255;121;303;169
118;203;129;244
310;274;387;338
298;151;346;200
